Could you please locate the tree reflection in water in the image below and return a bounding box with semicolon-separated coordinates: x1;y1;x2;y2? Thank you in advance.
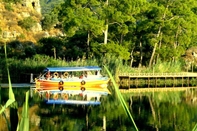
1;87;197;131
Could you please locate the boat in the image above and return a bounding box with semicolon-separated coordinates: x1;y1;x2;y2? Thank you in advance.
35;66;110;91
33;66;111;105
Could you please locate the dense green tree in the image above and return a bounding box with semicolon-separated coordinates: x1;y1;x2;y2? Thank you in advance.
105;0;145;61
38;37;65;59
156;0;197;63
64;33;87;60
4;40;36;59
6;40;25;58
55;0;146;61
91;42;130;60
134;0;197;67
56;0;105;59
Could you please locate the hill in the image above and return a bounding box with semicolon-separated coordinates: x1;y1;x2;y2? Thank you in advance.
0;0;62;43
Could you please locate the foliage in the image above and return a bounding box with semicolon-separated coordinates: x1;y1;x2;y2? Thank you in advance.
1;0;197;69
3;0;22;3
63;33;87;60
46;0;197;67
1;0;197;68
37;37;65;58
41;13;58;30
18;17;36;30
4;3;14;11
4;40;36;59
91;42;130;60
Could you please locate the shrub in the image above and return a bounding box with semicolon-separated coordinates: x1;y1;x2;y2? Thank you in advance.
3;0;22;3
18;17;36;30
41;13;58;30
4;3;14;11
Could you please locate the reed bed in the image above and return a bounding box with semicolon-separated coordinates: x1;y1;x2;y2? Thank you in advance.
0;53;186;83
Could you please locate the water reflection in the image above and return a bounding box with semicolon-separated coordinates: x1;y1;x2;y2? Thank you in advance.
1;86;197;131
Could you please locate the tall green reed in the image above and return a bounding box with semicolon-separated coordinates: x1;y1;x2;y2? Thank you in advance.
17;91;29;131
104;65;138;131
0;43;17;131
0;43;29;131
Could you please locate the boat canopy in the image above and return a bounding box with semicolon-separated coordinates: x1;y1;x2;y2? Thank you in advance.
43;66;102;72
45;100;101;105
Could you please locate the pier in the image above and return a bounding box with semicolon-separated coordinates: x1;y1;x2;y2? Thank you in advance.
118;72;197;89
0;83;35;88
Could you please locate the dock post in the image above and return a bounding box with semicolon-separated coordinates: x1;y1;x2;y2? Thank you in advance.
30;87;33;98
103;115;106;131
30;73;34;83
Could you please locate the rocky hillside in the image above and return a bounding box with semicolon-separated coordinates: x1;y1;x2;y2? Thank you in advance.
0;0;62;43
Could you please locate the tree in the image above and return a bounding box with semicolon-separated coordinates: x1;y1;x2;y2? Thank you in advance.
133;0;197;67
56;0;105;58
38;37;65;59
56;0;145;61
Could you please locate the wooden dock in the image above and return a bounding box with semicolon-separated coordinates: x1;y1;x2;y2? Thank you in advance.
119;72;197;78
118;72;197;89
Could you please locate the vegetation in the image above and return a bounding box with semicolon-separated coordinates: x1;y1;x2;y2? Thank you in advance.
41;13;58;30
48;0;197;68
1;0;197;70
4;3;14;11
18;17;37;31
3;0;22;3
1;1;197;131
40;0;64;15
0;43;29;131
0;42;197;130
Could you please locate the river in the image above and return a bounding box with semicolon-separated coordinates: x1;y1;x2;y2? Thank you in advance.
0;86;197;131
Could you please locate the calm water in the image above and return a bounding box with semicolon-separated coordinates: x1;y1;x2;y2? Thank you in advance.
1;86;197;131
